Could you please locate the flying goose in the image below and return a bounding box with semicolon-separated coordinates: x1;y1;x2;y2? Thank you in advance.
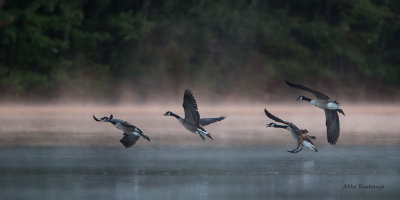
93;115;150;148
264;108;317;153
163;89;225;141
285;80;344;145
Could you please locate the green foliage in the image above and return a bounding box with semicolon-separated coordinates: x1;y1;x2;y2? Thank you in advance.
0;0;399;99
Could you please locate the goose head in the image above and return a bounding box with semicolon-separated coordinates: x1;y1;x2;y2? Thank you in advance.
296;96;305;101
266;123;276;127
163;111;173;116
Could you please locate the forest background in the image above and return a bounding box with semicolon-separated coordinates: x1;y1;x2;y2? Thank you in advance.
0;0;399;103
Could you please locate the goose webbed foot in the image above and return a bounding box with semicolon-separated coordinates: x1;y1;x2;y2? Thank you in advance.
288;144;303;154
295;147;303;153
288;143;300;153
288;147;300;153
288;149;303;153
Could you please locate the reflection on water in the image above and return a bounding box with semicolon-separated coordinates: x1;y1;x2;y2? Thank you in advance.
0;146;398;199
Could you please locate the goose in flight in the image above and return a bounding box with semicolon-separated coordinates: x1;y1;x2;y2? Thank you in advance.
264;108;317;153
285;80;344;145
163;89;225;141
93;115;150;148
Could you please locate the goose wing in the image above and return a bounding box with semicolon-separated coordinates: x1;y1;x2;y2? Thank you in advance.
264;108;299;129
199;116;225;126
112;119;141;134
113;119;136;130
113;119;132;126
183;89;200;125
120;134;140;148
285;80;330;100
93;115;101;121
93;115;110;122
324;109;340;145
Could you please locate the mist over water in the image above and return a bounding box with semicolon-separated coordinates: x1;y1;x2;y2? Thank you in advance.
0;104;398;146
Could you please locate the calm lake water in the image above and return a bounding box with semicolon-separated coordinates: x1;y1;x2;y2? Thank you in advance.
0;146;399;200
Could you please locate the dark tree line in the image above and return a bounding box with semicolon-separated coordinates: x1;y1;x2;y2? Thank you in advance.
0;0;399;100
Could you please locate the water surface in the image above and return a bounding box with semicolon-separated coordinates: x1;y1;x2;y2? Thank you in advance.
0;146;398;199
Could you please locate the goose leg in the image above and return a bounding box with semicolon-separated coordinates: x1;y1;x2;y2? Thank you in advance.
288;143;301;153
198;133;206;141
294;145;304;153
197;129;213;140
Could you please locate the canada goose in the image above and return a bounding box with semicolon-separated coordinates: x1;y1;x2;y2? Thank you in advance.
264;108;317;153
285;80;344;145
93;115;150;148
163;89;225;141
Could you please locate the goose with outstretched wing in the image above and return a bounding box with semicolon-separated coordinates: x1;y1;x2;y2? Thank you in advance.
285;80;344;145
93;115;150;148
264;108;317;153
163;89;225;141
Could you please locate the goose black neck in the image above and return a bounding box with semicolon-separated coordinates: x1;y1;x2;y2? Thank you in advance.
170;112;181;119
301;96;311;102
275;124;288;129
